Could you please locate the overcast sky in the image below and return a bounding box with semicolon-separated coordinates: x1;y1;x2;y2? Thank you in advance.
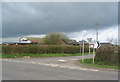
1;2;118;43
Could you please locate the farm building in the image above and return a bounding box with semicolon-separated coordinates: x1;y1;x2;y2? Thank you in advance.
19;37;43;44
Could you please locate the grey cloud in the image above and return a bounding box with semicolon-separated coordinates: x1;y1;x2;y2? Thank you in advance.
2;2;118;38
0;3;2;38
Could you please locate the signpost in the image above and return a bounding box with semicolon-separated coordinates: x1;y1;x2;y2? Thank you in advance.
89;41;101;49
89;44;94;58
80;38;101;64
93;48;95;64
79;44;81;53
89;43;90;59
82;40;84;63
87;38;92;59
88;41;101;64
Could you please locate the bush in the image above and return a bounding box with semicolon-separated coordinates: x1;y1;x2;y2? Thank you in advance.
95;46;118;65
43;32;69;45
2;45;90;55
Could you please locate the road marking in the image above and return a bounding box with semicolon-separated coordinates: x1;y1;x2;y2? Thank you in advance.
39;63;45;65
59;65;68;68
44;64;51;66
58;60;66;62
90;69;99;71
78;68;87;70
2;59;100;72
49;64;58;67
68;67;77;69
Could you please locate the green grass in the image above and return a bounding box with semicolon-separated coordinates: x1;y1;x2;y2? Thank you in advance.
1;52;90;58
0;54;2;58
80;58;119;69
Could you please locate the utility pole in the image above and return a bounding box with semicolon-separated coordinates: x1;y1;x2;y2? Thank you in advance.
92;23;99;64
96;23;99;41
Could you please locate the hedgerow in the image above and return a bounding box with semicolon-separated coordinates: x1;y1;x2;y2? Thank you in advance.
95;46;118;65
2;45;90;54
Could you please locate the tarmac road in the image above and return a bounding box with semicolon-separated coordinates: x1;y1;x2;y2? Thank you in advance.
1;55;118;80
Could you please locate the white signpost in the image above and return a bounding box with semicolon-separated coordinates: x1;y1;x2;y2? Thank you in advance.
89;41;101;49
88;41;101;64
82;40;84;63
80;38;101;64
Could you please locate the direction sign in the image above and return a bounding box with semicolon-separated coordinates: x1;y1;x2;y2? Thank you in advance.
88;41;101;49
89;44;94;48
96;41;101;49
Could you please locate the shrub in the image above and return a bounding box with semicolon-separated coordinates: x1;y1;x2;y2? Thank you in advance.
95;46;118;65
2;45;90;54
43;32;69;45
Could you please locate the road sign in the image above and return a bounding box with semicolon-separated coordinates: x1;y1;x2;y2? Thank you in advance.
89;41;101;49
96;41;101;49
89;44;94;48
87;38;93;42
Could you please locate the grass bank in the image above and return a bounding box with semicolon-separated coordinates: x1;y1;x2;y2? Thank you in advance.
1;53;90;58
80;58;119;69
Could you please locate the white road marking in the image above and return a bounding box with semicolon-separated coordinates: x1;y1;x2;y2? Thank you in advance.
68;67;77;69
79;68;87;70
90;69;99;71
44;64;52;66
49;64;58;67
58;60;66;62
2;59;99;72
59;66;68;68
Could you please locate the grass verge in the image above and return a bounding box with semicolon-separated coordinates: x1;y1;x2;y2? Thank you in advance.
1;52;90;58
80;58;119;69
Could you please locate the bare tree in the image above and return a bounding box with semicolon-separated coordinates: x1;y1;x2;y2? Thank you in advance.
107;38;114;43
107;38;118;45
